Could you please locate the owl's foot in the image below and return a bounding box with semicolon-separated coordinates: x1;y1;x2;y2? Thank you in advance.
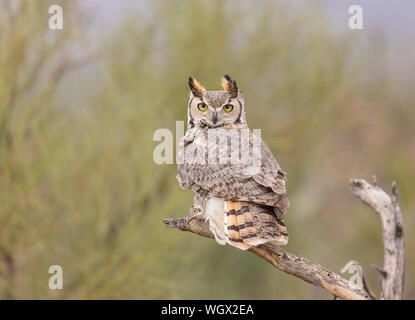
185;205;203;224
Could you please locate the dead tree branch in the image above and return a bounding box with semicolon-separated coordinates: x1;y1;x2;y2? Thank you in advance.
163;217;370;300
163;178;405;300
349;178;405;300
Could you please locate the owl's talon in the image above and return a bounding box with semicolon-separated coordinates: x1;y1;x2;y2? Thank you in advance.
186;212;202;224
186;205;202;224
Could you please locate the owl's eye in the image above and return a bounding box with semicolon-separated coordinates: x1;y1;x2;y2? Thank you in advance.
197;103;208;111
223;104;233;113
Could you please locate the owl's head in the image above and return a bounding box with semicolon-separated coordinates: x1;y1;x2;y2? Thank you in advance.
187;75;246;128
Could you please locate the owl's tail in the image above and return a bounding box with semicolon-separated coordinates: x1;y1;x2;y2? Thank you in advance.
224;201;288;250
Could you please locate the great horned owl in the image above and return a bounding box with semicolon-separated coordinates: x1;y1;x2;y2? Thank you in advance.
177;75;289;250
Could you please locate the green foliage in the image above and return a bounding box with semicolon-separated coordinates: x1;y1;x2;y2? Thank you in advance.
0;0;413;299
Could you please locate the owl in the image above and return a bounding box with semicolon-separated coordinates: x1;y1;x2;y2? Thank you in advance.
177;75;289;250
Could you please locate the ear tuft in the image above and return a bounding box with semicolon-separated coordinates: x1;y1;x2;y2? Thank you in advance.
188;77;205;98
221;74;238;98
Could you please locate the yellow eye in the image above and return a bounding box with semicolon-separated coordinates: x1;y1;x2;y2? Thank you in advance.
197;103;208;111
223;104;233;112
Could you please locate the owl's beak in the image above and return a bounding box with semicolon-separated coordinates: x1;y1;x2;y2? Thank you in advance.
212;111;218;125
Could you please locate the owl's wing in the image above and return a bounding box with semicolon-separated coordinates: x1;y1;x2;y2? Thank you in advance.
177;130;289;217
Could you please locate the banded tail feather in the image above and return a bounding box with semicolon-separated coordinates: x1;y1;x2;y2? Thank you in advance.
224;201;251;250
224;200;288;250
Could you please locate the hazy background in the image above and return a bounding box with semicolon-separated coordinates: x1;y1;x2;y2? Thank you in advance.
0;0;414;299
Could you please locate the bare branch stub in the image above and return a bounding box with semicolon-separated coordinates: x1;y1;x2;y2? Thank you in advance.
349;178;405;300
341;260;378;300
163;216;370;300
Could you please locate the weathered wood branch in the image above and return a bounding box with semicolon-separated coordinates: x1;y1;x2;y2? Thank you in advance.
163;217;370;300
349;178;405;300
163;178;405;300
